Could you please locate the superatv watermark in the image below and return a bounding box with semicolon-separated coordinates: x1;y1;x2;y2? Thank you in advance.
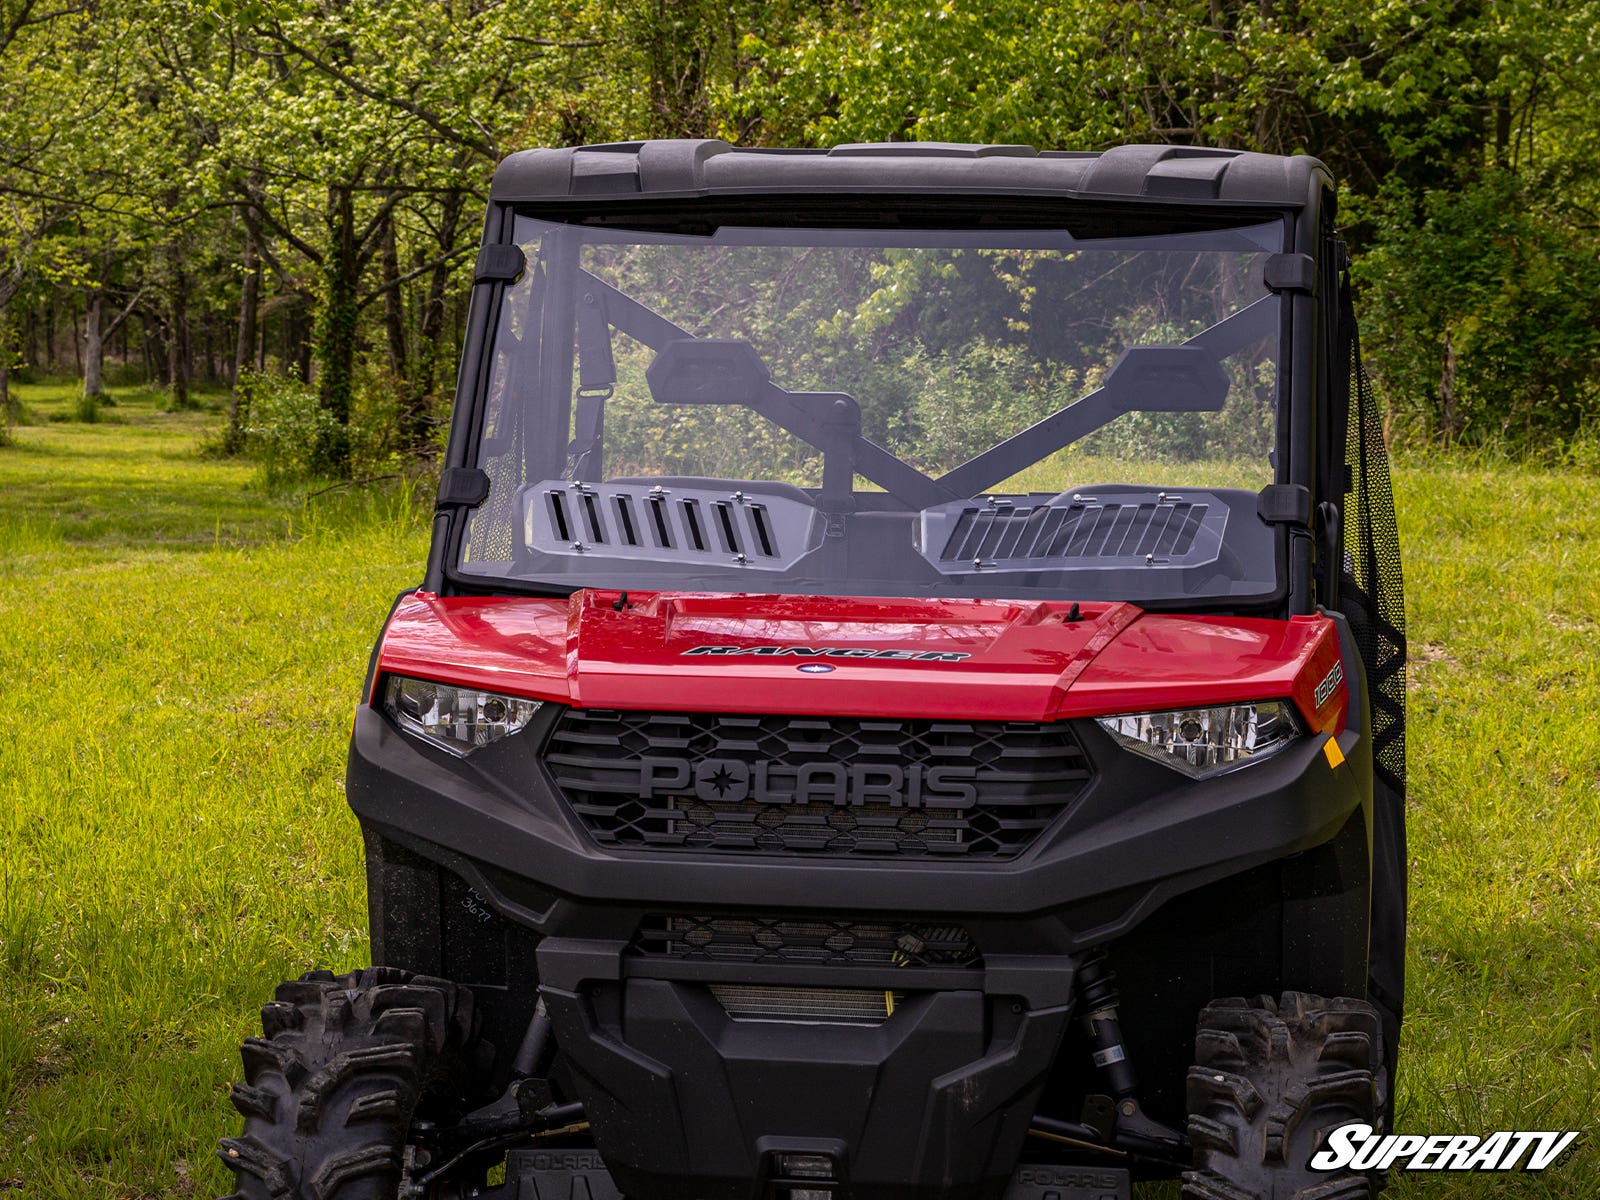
683;644;971;662
1311;1124;1580;1173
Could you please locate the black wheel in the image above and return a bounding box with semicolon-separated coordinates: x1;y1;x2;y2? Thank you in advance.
218;967;491;1200
1183;992;1386;1200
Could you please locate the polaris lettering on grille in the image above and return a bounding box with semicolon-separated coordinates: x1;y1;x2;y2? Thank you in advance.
638;756;978;808
683;644;971;662
544;709;1094;857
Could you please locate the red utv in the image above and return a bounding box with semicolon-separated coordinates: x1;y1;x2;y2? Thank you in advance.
221;140;1407;1200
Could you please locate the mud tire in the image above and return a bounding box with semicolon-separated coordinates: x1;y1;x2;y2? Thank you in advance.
218;967;488;1200
1183;992;1386;1200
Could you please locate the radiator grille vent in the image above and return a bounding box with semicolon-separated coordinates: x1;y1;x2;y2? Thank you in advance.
544;709;1092;859
709;983;897;1025
635;914;981;968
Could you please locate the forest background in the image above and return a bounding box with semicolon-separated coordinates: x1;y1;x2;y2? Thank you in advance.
4;2;1600;1197
1;0;1598;473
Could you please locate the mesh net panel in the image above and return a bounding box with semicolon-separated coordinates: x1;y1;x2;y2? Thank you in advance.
1339;278;1406;794
469;427;523;563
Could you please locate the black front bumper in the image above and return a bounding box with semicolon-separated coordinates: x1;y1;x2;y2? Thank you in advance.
539;965;1072;1200
346;702;1371;1199
347;704;1367;934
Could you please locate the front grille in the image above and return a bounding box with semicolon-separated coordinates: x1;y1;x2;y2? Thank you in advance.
635;913;981;968
543;709;1092;858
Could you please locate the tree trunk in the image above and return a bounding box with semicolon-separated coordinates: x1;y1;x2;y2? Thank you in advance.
228;205;262;454
379;204;407;380
284;298;313;383
165;232;192;410
412;188;464;412
379;201;422;453
403;187;467;460
1494;98;1511;169
0;298;12;442
83;290;105;398
313;185;360;476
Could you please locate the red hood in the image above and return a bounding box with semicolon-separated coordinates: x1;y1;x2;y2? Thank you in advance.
376;590;1346;730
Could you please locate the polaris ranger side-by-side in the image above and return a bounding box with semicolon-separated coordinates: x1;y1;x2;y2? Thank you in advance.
220;141;1407;1200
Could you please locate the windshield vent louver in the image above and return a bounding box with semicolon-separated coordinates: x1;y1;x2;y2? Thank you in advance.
524;481;817;569
922;491;1229;573
942;499;1206;560
647;493;672;547
680;499;706;550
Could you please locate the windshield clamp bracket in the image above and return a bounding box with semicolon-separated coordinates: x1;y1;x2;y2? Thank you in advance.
1263;253;1315;294
1257;483;1312;526
474;244;526;285
437;467;492;510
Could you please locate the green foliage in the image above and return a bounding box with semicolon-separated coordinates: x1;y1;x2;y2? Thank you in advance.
236;364;426;485
896;340;1072;472
5;0;1600;462
717;0;1600;455
349;359;434;474
237;370;337;484
1361;172;1600;449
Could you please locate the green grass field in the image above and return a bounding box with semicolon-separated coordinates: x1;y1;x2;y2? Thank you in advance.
1;383;1596;1196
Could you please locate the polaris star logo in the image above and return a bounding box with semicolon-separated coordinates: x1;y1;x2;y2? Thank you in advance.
797;663;834;673
683;644;971;662
1311;1124;1580;1173
1313;660;1344;708
635;755;978;809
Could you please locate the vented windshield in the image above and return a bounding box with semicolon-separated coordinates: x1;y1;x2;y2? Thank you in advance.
458;209;1288;603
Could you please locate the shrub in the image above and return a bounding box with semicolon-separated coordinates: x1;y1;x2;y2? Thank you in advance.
234;365;429;485
238;371;340;485
899;340;1078;474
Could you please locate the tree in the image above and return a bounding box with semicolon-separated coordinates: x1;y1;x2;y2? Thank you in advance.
0;1;103;427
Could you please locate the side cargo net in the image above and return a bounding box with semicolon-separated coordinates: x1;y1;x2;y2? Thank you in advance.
1338;265;1407;1083
1339;279;1406;793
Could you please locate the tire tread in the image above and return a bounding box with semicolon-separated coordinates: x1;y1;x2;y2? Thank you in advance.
217;967;484;1200
1181;991;1386;1200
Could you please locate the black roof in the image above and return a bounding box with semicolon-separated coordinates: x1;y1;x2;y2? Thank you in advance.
490;139;1331;207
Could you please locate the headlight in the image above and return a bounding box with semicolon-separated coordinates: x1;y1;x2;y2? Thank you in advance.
383;676;541;756
1096;700;1302;778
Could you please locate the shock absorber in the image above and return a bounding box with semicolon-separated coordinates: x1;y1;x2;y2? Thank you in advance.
1070;949;1185;1154
1077;949;1139;1099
